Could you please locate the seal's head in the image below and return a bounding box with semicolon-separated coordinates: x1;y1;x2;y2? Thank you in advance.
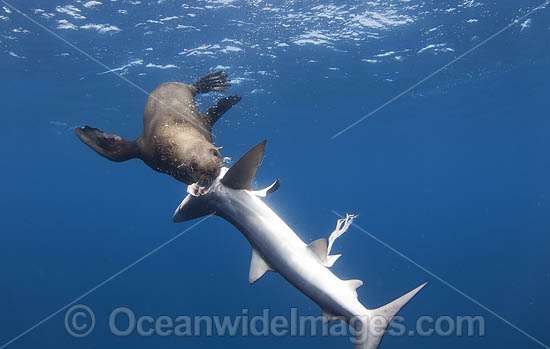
175;141;223;186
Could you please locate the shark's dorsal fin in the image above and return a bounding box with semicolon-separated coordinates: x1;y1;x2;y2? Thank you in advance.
345;279;364;298
249;248;273;284
222;140;266;190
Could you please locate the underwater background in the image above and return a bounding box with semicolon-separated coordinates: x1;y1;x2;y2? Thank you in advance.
1;0;550;348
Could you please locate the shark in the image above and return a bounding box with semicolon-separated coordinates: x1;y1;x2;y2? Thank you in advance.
173;140;427;349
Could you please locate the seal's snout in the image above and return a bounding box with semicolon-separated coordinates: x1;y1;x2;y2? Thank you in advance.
191;162;220;186
183;142;224;186
207;165;219;175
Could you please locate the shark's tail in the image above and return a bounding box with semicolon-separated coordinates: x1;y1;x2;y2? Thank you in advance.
353;282;427;349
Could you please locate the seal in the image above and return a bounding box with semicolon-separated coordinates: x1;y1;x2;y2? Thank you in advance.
75;70;241;186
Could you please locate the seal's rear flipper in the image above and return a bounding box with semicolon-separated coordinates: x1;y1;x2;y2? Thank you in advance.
192;70;231;95
205;95;242;126
75;126;139;162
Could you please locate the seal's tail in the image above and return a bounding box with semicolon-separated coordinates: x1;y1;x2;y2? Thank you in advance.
75;126;140;162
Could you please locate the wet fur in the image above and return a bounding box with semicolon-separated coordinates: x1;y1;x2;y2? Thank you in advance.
75;71;239;186
137;82;222;185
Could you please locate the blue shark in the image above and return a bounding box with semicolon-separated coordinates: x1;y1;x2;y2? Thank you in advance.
173;141;427;348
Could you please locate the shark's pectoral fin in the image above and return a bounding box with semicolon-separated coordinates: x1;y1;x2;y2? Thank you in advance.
345;279;364;298
249;249;273;284
252;178;281;197
222;141;266;190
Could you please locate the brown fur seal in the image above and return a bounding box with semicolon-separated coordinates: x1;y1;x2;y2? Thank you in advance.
75;70;241;186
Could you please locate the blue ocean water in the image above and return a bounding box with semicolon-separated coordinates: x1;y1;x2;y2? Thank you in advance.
1;0;549;348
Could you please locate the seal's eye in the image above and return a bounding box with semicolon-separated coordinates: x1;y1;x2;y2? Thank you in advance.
211;149;221;157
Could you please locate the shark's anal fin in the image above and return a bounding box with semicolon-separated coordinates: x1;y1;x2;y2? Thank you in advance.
252;178;281;197
222;140;266;190
249;249;273;284
323;311;343;324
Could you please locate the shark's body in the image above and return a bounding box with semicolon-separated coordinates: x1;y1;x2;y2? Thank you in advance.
174;141;426;349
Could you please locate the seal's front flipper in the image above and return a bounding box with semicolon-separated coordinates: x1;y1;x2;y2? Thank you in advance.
75;126;139;162
205;95;242;126
192;70;231;95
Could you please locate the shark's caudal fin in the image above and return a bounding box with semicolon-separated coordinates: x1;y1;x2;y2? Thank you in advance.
354;282;428;349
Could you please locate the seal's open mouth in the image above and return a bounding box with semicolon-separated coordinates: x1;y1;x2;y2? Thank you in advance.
187;182;208;197
189;168;221;196
196;174;215;187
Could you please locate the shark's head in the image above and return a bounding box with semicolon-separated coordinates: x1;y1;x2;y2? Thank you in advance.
173;140;280;223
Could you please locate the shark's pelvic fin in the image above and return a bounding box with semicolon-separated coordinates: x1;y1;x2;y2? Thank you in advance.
249;249;273;284
308;238;342;267
307;214;355;268
252;178;281;197
222;140;266;190
307;238;328;263
326;254;342;267
345;279;364;298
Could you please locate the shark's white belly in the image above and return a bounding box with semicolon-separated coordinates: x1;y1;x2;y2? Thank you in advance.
215;189;367;320
173;143;426;349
